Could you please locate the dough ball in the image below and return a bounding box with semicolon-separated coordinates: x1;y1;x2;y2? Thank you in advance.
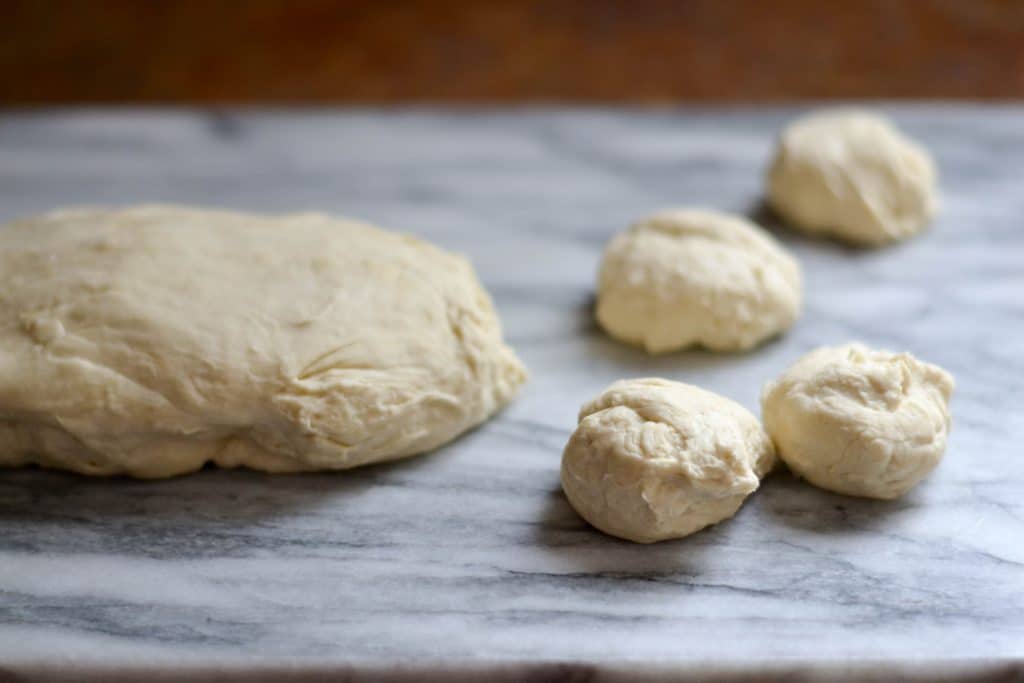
761;343;954;499
561;378;776;543
766;109;938;246
0;205;527;478
595;209;802;353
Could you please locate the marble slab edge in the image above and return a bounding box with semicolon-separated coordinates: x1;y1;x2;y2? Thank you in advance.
3;659;1024;683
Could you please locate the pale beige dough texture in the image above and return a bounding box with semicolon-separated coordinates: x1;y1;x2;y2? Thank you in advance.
561;378;776;543
595;209;802;354
0;205;527;478
761;343;954;499
767;109;938;246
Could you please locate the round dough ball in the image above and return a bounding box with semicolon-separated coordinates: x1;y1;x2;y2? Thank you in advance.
766;109;938;246
761;343;954;499
0;205;527;478
595;209;802;353
561;378;776;543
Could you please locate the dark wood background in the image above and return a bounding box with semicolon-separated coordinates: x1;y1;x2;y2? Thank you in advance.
3;0;1024;103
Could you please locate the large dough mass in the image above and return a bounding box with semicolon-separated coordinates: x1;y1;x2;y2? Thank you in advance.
0;205;527;477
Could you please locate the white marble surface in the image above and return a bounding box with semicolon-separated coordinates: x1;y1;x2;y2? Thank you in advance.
0;107;1022;678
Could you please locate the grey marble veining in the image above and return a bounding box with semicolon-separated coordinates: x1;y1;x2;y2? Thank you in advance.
0;107;1022;677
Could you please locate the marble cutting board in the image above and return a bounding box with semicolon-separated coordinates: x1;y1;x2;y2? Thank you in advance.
0;107;1022;680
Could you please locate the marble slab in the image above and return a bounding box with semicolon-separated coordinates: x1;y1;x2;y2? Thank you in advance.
0;107;1022;680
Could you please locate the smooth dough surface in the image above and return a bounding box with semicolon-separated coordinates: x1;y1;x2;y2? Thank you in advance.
0;205;527;478
767;109;938;246
561;378;776;543
761;343;954;499
595;209;802;353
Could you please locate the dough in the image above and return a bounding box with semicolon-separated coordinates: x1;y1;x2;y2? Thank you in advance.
560;378;776;543
767;109;938;246
0;205;527;478
761;343;954;499
595;209;802;353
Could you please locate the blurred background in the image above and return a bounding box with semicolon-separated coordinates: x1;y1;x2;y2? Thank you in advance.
2;0;1023;104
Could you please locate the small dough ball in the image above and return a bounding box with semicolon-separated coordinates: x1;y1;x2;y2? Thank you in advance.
767;109;938;246
561;378;776;543
761;343;954;500
595;209;802;353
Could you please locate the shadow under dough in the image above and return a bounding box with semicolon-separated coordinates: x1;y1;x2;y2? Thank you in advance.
0;440;452;528
746;198;906;258
576;293;775;377
531;485;742;577
757;467;915;535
